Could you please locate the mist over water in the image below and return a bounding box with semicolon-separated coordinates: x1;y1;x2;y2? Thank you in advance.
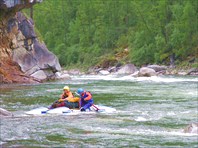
0;75;197;147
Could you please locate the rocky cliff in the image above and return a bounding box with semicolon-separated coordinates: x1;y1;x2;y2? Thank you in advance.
0;0;61;83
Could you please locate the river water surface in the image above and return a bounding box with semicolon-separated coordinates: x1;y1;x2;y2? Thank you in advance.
0;75;197;147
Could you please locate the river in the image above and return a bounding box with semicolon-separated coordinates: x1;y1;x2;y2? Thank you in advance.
0;75;197;148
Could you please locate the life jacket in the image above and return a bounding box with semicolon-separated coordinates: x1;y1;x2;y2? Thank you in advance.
67;97;80;103
81;91;93;102
80;91;93;110
62;91;74;99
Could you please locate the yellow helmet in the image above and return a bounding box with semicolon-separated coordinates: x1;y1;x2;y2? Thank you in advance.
63;86;70;91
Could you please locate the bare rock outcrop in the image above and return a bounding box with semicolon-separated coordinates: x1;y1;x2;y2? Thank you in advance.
0;0;62;83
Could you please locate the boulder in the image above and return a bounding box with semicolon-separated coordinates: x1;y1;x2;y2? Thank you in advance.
138;67;157;77
55;72;71;80
130;71;139;77
116;64;137;74
25;65;40;75
30;70;47;80
147;64;167;72
67;69;82;75
0;108;13;117
187;68;198;76
178;71;188;76
108;66;117;73
99;70;110;75
184;123;198;134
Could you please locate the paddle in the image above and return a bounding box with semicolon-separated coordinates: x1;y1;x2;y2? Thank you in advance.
92;104;100;111
91;104;105;112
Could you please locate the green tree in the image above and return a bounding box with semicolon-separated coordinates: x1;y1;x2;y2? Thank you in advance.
32;0;197;68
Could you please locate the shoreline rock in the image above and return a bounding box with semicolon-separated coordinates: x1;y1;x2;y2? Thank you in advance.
184;123;198;134
86;63;198;77
0;108;13;117
138;67;157;77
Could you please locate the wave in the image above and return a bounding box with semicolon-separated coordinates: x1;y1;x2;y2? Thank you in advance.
71;74;198;83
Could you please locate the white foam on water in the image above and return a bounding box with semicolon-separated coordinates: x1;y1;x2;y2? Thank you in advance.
0;141;6;145
46;88;60;92
134;115;163;122
71;75;198;83
142;76;197;83
135;117;147;121
167;111;176;116
89;126;198;137
134;129;198;137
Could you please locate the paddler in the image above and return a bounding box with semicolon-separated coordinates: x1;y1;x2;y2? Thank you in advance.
49;86;80;109
76;88;94;111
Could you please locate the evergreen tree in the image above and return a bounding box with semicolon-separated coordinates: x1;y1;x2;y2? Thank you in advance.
32;0;197;68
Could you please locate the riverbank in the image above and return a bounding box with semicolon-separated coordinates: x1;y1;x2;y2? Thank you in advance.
63;64;198;77
62;48;197;77
0;63;197;84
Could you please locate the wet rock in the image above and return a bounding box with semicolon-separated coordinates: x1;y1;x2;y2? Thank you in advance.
108;66;117;73
0;108;13;117
55;72;71;80
67;69;82;75
184;123;198;134
138;67;157;77
99;70;110;75
130;71;139;77
187;68;198;76
178;71;188;76
30;70;47;80
147;65;167;72
116;64;137;74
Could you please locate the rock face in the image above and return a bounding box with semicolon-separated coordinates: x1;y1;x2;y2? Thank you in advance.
0;0;61;83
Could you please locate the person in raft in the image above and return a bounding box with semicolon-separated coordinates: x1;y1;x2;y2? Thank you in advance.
76;88;94;111
49;86;80;109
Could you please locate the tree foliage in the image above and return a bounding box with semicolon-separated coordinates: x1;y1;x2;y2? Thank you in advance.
32;0;198;67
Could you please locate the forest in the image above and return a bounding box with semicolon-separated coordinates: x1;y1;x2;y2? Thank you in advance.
30;0;197;69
